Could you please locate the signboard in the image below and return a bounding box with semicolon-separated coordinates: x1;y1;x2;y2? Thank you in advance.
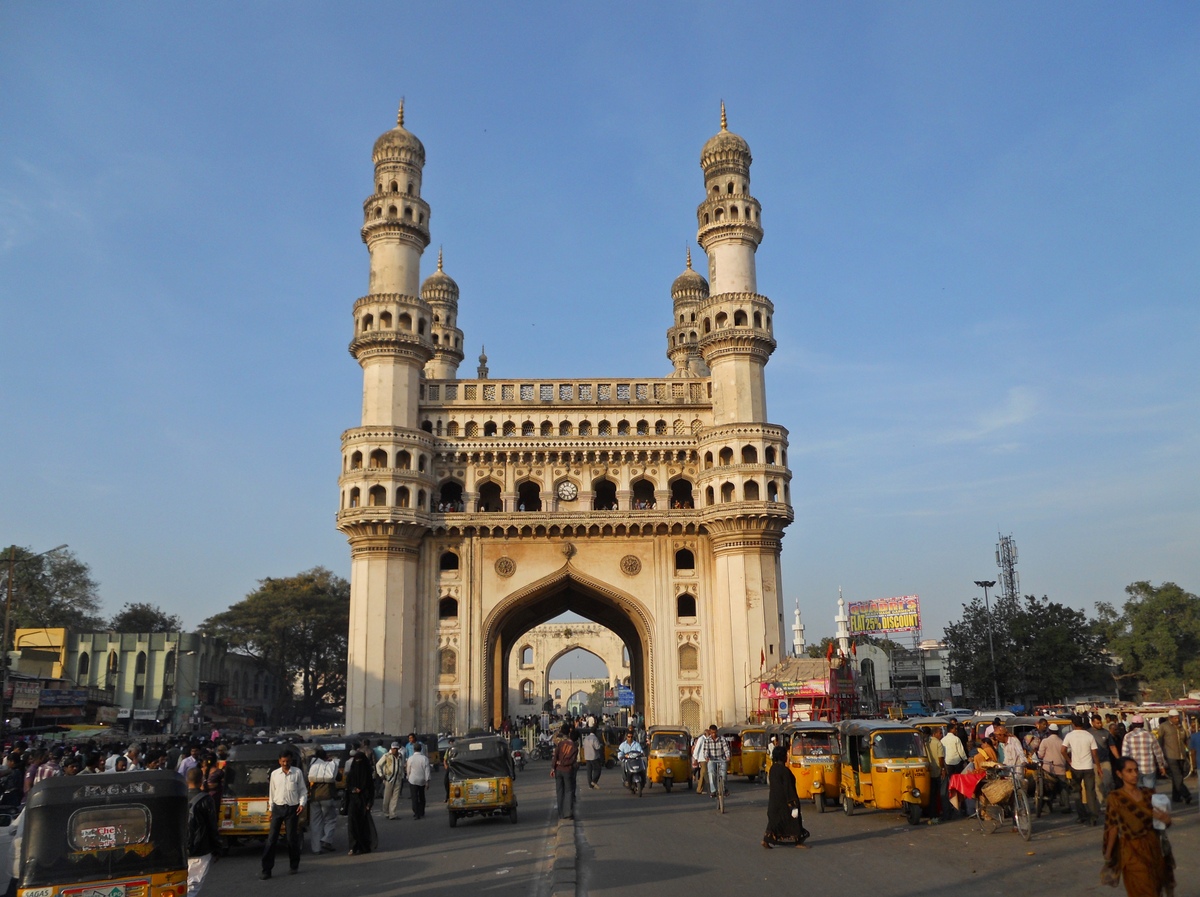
616;685;635;708
95;705;119;724
776;698;789;721
848;595;921;635
760;680;829;699
11;682;40;711
39;688;88;707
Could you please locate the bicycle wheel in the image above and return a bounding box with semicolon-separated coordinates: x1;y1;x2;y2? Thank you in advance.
1034;773;1044;818
977;801;1001;834
1013;789;1033;841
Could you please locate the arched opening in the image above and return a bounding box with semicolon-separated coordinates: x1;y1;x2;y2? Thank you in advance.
522;420;535;436
765;446;776;465
369;449;387;468
541;421;553;436
559;421;572;436
704;451;713;469
655;420;667;435
477;481;502;512
136;651;147;674
592;477;617;510
677;594;697;618
503;421;516;436
77;652;90;682
379;311;392;328
767;480;779;502
675;549;695;571
719;447;733;465
438;480;463;511
679;643;699;671
630;478;655;509
348;487;360;508
395;450;411;469
520;646;534;667
669;479;694;508
439;551;459;571
438;597;458;619
636;420;649;436
744;480;760;501
721;482;735;502
578;420;592;436
705;486;714;506
617;419;630;436
485;570;651;728
395;486;409;507
517;481;542;511
399;312;412;331
369;485;387;506
484;421;498;437
715;312;728;328
741;445;758;464
350;451;363;469
734;309;747;326
520;679;535;704
680;698;701;734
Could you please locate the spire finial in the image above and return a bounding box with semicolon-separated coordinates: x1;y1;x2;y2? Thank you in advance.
720;100;727;131
397;98;405;128
685;245;692;269
437;246;444;272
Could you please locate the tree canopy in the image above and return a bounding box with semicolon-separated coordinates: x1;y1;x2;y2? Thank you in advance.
944;593;1108;707
1094;581;1200;701
200;567;349;724
109;602;183;633
1;545;105;637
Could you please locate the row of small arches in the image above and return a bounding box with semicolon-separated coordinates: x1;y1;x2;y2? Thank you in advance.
706;445;784;466
377;180;414;195
74;650;276;702
359;311;426;335
421;418;690;438
345;449;427;473
370;204;426;225
703;203;756;225
675;309;771;331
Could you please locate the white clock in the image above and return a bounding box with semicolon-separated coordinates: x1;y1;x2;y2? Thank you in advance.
557;481;578;501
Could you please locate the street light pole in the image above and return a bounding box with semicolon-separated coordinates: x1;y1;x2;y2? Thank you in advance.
973;579;1000;709
2;544;68;729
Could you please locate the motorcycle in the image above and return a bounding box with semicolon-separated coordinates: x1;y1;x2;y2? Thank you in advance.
512;748;526;772
623;753;647;797
534;741;554;761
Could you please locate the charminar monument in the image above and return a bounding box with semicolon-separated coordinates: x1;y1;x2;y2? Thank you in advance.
338;102;794;735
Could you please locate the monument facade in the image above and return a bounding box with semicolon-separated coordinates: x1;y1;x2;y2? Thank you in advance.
338;103;794;734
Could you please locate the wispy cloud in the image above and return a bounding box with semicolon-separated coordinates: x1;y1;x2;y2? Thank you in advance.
941;385;1037;443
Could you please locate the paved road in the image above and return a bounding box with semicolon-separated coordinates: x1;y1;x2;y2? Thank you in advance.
576;769;1198;897
198;767;563;897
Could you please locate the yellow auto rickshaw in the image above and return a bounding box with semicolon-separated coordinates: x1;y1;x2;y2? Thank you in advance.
446;734;518;827
646;726;692;792
220;743;308;841
602;726;626;768
785;721;841;812
721;726;769;782
15;770;188;897
838;719;931;825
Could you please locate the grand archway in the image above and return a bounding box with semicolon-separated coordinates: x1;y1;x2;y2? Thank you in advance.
482;567;654;727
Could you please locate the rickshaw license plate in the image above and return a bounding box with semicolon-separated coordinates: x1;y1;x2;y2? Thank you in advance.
244;799;270;814
62;879;149;897
470;782;495;795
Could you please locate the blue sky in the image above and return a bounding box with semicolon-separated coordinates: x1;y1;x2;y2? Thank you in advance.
3;4;1197;675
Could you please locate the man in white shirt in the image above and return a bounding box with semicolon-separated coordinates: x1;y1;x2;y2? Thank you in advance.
1062;717;1100;825
691;730;709;794
260;750;307;880
405;743;432;820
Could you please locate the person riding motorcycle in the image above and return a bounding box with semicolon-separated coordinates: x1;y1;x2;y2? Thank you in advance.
617;732;645;788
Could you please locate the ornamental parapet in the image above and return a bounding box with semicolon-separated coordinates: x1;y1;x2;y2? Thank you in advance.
349;329;433;360
342;425;434;447
420;377;711;408
697;331;775;363
696;422;789;443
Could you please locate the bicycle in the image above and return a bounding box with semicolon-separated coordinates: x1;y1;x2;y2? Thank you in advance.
1029;757;1071;818
975;766;1033;841
708;760;728;814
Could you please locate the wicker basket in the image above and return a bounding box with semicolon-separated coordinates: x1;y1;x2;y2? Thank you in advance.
981;777;1014;805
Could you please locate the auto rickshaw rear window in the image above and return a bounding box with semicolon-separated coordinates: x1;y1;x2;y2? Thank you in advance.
223;762;274;797
649;735;683;752
791;735;835;756
70;805;151;851
872;732;924;759
742;731;768;748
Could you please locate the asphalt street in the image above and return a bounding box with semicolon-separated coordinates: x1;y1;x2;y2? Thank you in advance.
195;762;1198;897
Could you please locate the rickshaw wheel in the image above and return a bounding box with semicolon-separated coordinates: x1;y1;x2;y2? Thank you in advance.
905;801;922;826
663;779;673;793
977;802;1001;834
448;812;458;828
816;794;825;813
842;794;854;816
509;807;519;824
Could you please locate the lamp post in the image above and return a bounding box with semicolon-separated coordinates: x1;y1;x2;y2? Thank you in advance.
973;579;1000;709
2;544;68;729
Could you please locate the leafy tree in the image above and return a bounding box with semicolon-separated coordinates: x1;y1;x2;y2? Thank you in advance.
945;593;1108;707
1;545;106;637
201;567;349;723
1094;581;1200;701
585;680;607;715
804;637;838;659
109;602;183;633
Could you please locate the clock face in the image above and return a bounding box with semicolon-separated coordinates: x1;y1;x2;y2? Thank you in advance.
557;481;578;501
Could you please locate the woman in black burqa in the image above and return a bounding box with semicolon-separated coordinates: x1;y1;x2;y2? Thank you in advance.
345;751;375;855
763;745;810;849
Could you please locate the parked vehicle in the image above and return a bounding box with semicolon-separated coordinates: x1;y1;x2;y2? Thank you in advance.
838;719;931;825
784;721;841;812
446;735;518;827
220;743;307;841
645;726;692;792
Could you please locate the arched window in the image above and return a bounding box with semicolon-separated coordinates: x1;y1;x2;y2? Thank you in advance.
675;549;695;571
721;482;735;502
617;420;630;436
765;446;776;465
741;445;758;464
754;311;762;328
399;312;412;331
477;481;502;512
679;643;699;671
439;648;457;676
350;451;363;469
578;420;592;436
520;680;534;704
77;652;90;682
734;309;747;326
520;646;534;667
677;594;697;618
446;421;459;437
439;480;463;509
598;419;611;436
465;421;479;437
389;180;398;193
516;481;541;511
380;311;393;328
395;486;410;507
704;451;713;469
631;478;655;509
369;449;387;468
541;421;553;436
654;420;667;435
636;420;649;436
592;477;617;511
744;480;760;501
362;314;374;331
705;486;715;506
559;421;572;436
349;487;360;508
484;421;497;437
369;485;387;506
503;421;516;436
554;688;562;699
715;311;728;328
438;597;458;619
681;698;701;734
135;651;147;675
767;480;779;502
670;479;694;508
421;421;433;433
730;206;739;220
439;551;459;570
719;447;733;465
522;420;535;436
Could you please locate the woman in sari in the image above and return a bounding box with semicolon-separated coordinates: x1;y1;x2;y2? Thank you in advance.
1104;757;1172;897
949;733;997;816
345;751;375;855
762;746;809;849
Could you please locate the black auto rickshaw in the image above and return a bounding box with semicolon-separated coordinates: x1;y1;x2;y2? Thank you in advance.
446;734;518;827
220;742;306;841
14;771;188;897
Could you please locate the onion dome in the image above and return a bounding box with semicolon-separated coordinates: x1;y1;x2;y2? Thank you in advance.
672;246;709;299
700;101;751;170
421;248;459;301
373;100;426;165
477;345;489;379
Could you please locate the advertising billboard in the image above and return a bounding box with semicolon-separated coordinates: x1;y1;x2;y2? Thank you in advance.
848;595;921;634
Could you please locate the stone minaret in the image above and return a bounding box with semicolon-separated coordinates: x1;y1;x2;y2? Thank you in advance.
423;248;465;379
666;246;710;377
694;103;790;722
339;102;436;734
791;602;805;656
